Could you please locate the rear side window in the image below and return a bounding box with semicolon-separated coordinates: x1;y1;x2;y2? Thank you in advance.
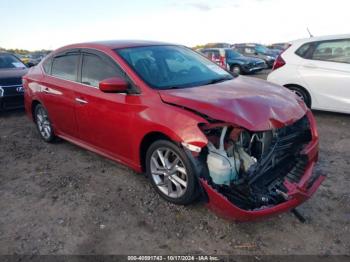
295;43;312;58
81;54;121;87
205;50;220;59
311;39;350;64
244;47;255;54
51;54;79;81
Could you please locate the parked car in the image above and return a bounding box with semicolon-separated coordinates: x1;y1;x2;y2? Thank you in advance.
23;41;324;221
199;48;266;75
268;43;290;52
233;43;278;68
203;43;231;48
267;34;350;114
0;52;28;111
18;54;31;66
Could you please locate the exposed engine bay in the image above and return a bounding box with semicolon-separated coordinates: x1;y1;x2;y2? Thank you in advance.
199;116;312;211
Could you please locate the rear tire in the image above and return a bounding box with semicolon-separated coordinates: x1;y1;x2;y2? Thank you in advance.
145;140;199;205
285;85;312;108
34;104;55;142
230;65;242;75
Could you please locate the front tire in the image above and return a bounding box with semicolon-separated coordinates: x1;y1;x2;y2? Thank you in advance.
286;85;312;108
145;140;199;205
34;104;55;142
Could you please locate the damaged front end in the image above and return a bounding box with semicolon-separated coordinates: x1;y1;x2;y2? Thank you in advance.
192;111;324;221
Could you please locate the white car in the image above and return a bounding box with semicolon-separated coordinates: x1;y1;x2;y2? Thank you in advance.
267;34;350;114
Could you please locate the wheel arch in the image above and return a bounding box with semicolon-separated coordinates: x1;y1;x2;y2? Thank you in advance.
139;131;173;173
31;100;41;121
284;84;312;107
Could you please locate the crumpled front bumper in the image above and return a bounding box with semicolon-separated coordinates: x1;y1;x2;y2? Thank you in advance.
200;110;325;222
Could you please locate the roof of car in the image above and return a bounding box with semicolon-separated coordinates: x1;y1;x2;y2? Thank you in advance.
200;47;232;51
290;34;350;44
61;40;175;50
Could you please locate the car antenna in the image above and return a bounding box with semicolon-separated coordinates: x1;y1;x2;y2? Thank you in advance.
307;27;313;38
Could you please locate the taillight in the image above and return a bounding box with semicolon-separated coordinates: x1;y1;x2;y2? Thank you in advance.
272;55;285;71
272;44;291;71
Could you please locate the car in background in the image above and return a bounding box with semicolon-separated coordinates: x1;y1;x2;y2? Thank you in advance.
202;43;231;48
233;43;278;68
18;54;31;66
267;34;350;114
23;40;323;221
0;52;28;111
28;53;44;67
268;43;290;52
199;48;266;74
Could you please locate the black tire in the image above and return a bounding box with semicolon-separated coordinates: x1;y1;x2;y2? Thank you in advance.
145;140;199;205
34;104;56;142
230;64;242;75
286;85;312;108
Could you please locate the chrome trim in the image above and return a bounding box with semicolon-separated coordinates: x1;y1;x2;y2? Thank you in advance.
0;85;23;97
75;98;88;104
46;74;99;89
0;84;22;88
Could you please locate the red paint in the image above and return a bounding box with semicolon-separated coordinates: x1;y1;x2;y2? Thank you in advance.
23;41;322;221
99;77;128;93
159;76;307;131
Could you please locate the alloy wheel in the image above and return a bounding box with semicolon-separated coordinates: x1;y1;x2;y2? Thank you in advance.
36;106;52;140
150;147;188;199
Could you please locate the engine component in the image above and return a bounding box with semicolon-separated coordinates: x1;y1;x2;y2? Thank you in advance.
207;127;240;185
202;115;312;211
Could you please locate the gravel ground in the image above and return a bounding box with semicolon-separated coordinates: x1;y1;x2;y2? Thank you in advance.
0;71;349;255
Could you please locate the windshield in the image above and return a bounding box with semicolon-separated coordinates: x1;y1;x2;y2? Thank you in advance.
226;49;242;59
0;53;26;69
255;45;269;54
116;45;233;90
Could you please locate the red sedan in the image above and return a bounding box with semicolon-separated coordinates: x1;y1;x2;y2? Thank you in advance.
23;41;324;221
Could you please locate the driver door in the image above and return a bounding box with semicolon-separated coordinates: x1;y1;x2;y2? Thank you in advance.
73;50;135;161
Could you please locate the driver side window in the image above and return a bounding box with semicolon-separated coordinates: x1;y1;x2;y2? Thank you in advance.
81;53;122;87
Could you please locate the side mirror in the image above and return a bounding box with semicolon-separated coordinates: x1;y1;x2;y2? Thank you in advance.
99;77;128;93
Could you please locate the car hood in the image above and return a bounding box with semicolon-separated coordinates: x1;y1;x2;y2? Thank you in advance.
158;76;307;131
0;68;28;86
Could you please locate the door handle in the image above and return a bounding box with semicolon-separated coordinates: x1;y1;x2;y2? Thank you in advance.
43;87;50;93
75;98;88;104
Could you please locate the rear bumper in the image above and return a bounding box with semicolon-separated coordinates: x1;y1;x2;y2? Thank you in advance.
200;111;324;221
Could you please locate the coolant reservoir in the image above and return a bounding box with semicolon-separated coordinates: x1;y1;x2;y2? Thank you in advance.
207;151;240;186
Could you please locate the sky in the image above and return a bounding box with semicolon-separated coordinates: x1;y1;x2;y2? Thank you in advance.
0;0;349;50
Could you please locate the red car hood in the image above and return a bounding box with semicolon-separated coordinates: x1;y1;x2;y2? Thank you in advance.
159;76;307;131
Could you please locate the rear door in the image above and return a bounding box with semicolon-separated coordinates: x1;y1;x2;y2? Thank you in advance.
298;38;350;112
40;51;80;138
73;50;134;161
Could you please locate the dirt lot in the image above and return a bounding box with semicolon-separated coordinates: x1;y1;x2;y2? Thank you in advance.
0;71;349;255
